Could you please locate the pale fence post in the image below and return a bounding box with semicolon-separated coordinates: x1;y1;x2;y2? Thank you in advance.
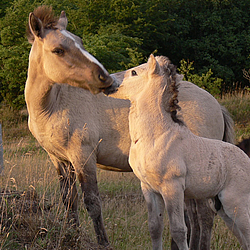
0;124;4;173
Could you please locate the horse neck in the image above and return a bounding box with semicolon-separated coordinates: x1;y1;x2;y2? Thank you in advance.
129;82;176;139
25;46;57;118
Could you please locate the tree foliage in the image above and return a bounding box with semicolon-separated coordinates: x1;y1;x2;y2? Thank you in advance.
179;59;223;96
0;0;250;109
0;0;37;109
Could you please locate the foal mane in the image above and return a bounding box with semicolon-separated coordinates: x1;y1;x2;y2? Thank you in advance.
156;56;184;126
26;6;59;43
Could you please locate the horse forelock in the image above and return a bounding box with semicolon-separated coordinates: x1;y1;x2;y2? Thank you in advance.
26;6;59;42
156;56;184;126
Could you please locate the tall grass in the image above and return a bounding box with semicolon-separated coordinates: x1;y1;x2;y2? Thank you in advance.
0;91;249;249
220;91;250;140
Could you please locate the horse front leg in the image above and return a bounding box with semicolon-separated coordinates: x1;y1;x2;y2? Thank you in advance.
163;180;188;250
171;205;191;250
141;182;165;250
76;156;109;247
49;154;79;226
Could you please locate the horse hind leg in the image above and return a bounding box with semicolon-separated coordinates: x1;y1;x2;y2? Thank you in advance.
217;205;248;249
183;199;200;250
218;193;250;250
141;183;165;250
184;199;215;250
195;199;215;250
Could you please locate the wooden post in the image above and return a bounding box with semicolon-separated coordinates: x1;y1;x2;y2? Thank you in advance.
0;124;4;173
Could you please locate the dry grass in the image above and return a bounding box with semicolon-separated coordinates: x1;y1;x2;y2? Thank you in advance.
219;91;250;141
0;92;249;249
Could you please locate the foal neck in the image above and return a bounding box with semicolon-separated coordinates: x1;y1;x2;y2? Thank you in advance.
129;80;179;140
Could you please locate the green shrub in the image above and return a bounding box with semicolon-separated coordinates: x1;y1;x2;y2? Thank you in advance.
178;59;223;96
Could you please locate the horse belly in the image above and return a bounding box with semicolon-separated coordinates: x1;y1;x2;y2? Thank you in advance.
97;145;131;172
96;128;131;171
184;169;225;199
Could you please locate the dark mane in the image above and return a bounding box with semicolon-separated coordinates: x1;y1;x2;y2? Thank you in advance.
156;56;184;126
26;6;59;43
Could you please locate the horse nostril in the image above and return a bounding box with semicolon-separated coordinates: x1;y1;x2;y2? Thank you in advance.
99;74;107;82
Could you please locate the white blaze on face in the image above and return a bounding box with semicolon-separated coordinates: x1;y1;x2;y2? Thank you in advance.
60;30;108;75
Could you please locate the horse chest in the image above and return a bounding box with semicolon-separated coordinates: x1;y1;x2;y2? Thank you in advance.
29;120;65;155
29;113;93;160
129;139;180;190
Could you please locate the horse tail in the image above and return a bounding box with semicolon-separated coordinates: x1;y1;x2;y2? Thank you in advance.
221;105;235;144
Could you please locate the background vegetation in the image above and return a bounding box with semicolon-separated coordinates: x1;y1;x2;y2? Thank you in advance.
1;0;250;108
0;1;250;248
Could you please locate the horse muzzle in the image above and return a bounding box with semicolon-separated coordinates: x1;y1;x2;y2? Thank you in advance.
102;76;119;95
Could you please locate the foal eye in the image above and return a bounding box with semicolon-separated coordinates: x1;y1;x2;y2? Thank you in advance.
52;48;65;56
131;70;137;76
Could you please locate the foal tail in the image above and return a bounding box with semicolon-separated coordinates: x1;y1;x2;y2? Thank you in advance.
221;105;235;144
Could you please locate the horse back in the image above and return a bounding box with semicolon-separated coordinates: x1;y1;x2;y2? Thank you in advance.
178;81;224;140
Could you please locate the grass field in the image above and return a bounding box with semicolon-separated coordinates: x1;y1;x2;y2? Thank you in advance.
0;92;249;249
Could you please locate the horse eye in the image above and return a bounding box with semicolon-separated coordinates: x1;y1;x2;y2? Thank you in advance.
131;70;137;76
52;48;65;56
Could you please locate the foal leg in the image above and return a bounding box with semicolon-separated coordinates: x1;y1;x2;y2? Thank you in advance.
218;192;250;250
217;206;246;249
171;205;191;250
75;156;109;247
141;183;165;250
163;181;188;250
49;154;79;225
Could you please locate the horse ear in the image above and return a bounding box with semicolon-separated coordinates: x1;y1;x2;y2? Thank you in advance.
148;54;160;76
29;12;44;39
176;74;184;83
57;11;68;30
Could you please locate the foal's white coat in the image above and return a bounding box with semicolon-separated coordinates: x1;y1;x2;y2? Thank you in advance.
117;54;250;250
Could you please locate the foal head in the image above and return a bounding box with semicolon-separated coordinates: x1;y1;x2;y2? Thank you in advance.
112;54;184;124
27;6;114;94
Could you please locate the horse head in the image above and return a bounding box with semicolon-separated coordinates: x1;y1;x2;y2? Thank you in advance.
110;54;184;124
109;54;173;98
27;6;115;94
108;56;156;99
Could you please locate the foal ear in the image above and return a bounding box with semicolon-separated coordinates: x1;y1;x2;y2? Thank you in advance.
57;11;68;30
148;54;160;76
29;12;44;39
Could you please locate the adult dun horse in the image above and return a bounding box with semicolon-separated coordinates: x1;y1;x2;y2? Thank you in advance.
25;6;234;249
25;6;115;246
111;54;250;250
